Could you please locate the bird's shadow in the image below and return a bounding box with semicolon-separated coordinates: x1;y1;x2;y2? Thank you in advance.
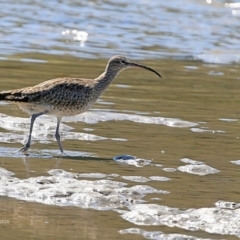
0;146;109;160
0;146;113;177
56;155;111;161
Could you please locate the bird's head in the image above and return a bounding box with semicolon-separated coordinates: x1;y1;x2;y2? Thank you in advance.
106;55;162;78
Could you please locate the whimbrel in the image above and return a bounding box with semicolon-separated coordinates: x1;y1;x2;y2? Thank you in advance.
0;55;161;153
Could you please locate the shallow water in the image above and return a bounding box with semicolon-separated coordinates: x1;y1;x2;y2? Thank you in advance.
0;55;240;239
1;0;240;239
0;0;240;64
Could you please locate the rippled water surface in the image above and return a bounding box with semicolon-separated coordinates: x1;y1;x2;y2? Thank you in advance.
1;0;240;63
1;1;240;240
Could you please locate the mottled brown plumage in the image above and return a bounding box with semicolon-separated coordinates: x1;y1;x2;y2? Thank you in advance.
0;55;161;153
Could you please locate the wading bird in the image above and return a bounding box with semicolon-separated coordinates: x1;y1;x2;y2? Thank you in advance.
0;55;161;153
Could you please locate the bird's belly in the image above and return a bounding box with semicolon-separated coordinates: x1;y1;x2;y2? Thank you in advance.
17;103;47;115
17;101;95;117
50;104;93;116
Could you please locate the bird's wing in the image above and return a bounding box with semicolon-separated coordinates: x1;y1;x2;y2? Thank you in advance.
0;78;94;103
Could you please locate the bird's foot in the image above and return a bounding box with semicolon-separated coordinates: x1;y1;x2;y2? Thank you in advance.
19;144;30;154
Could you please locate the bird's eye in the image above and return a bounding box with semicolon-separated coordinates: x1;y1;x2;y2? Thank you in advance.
120;60;127;64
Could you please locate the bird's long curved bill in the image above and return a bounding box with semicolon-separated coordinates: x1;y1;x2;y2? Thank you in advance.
129;62;162;78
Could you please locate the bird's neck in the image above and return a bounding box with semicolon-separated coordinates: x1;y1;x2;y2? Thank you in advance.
95;69;120;91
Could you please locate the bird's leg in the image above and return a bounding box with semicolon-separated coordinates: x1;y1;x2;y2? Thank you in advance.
55;117;63;153
19;112;46;153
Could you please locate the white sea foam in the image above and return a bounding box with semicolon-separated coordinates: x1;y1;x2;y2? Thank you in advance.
121;202;240;237
0;168;167;210
0;113;126;145
64;111;197;128
0;166;238;238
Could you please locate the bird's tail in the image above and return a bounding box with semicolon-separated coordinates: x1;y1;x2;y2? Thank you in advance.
0;90;28;102
0;91;10;101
